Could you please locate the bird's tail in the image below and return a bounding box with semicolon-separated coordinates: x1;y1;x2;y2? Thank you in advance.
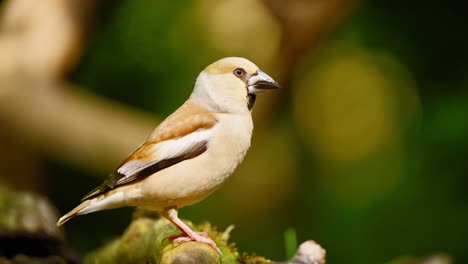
57;189;131;226
57;199;93;226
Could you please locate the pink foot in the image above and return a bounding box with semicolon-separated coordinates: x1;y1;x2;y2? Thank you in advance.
168;232;221;253
161;208;221;254
165;231;208;241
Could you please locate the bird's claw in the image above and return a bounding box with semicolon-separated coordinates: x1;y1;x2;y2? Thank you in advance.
165;231;208;241
167;232;221;253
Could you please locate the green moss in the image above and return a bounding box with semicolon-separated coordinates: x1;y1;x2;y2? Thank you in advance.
84;217;241;264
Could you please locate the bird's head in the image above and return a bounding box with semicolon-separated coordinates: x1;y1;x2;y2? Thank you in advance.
191;57;280;114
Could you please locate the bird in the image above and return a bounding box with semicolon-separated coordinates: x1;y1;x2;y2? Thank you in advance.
56;57;279;253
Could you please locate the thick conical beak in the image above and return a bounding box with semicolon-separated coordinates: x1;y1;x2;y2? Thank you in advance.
247;70;280;94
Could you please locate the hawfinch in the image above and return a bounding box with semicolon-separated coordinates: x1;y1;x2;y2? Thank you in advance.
57;57;279;253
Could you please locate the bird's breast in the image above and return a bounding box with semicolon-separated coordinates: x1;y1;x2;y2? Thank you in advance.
139;113;253;209
206;113;253;175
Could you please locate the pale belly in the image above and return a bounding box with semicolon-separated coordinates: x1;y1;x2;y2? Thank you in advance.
137;114;253;211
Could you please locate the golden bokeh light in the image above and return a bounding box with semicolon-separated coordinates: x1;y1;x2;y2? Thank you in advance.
295;49;397;161
196;0;280;64
294;44;422;206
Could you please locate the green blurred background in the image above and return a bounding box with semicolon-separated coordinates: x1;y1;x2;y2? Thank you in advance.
1;0;467;263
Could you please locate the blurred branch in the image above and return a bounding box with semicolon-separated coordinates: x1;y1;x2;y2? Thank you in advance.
0;0;161;176
0;75;158;174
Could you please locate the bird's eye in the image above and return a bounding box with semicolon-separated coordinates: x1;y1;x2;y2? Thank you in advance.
233;68;246;77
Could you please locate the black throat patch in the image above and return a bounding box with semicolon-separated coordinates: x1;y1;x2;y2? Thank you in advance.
247;94;256;110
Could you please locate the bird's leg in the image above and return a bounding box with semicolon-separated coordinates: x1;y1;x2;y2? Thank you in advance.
162;207;221;253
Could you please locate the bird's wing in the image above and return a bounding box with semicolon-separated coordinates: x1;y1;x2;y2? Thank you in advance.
82;101;218;201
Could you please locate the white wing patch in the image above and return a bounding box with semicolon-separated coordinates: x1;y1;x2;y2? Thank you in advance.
156;129;212;160
116;128;213;181
117;159;147;177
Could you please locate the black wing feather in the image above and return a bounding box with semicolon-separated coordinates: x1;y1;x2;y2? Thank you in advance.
81;142;207;201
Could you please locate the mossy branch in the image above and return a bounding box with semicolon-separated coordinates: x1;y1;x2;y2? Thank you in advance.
84;217;235;264
84;213;326;264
